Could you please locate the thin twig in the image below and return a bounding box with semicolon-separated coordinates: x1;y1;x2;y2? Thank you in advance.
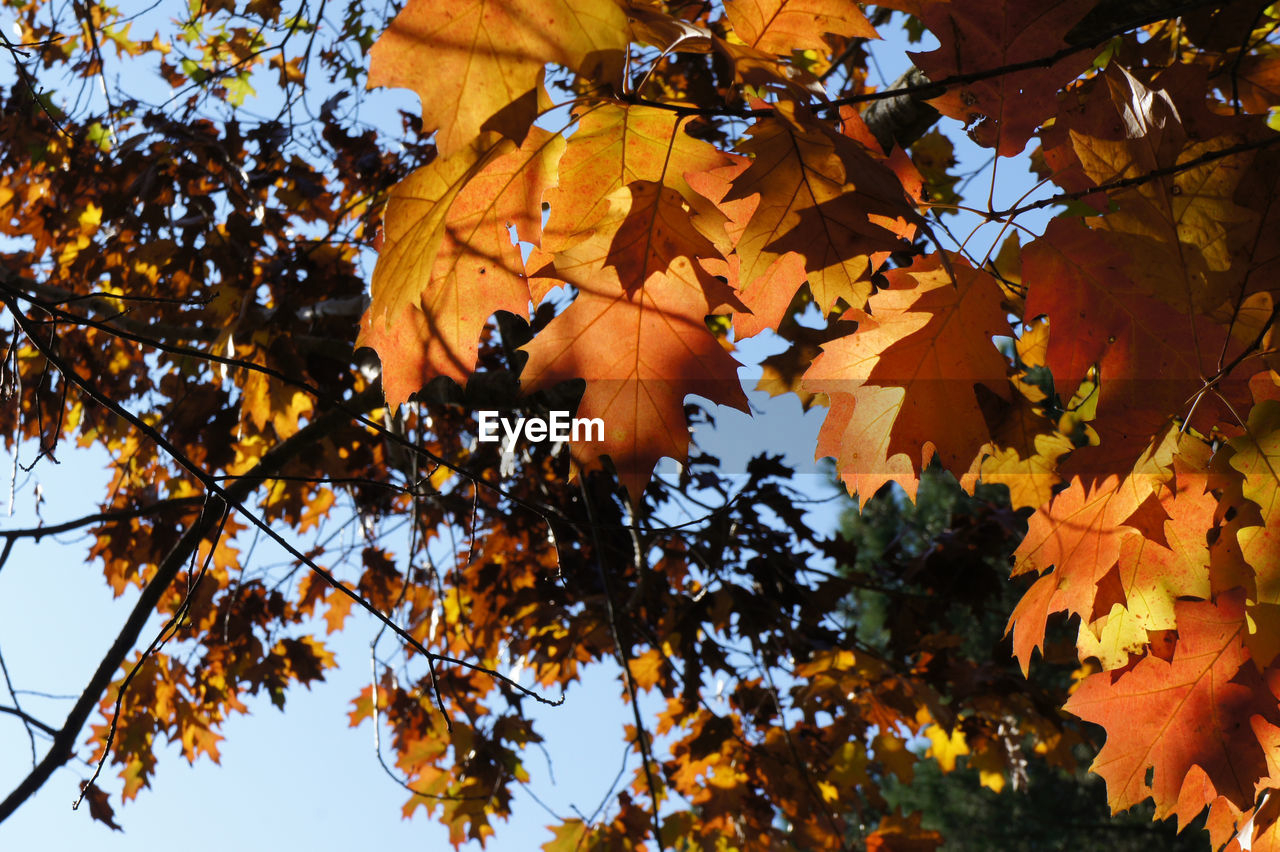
578;478;665;850
0;645;38;764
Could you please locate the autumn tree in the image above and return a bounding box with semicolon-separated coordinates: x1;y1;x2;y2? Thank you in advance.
2;0;1280;850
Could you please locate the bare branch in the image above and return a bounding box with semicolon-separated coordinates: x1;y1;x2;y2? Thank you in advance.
0;706;56;738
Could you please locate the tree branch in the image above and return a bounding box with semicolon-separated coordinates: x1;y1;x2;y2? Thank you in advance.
0;265;358;362
578;479;665;849
0;291;570;824
0;706;57;738
988;132;1280;219
0;497;205;550
0;350;372;823
859;0;1224;152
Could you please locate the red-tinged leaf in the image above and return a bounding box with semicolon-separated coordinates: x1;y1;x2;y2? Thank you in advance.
1234;55;1280;114
810;383;920;506
1007;571;1060;675
804;253;1011;505
521;183;748;497
1041;65;1264;315
1065;590;1280;818
910;0;1096;157
1024;218;1249;479
724;101;918;316
685;156;809;338
368;0;627;155
724;0;877;55
358;130;563;402
1230;719;1280;852
80;781;122;832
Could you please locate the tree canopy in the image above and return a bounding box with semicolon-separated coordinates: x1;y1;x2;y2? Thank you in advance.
2;0;1280;849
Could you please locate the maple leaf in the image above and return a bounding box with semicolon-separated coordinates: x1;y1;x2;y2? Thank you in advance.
1230;399;1280;535
724;0;876;55
865;811;943;852
1234;54;1280;114
722;102;919;317
520;183;748;497
683;155;809;338
1006;474;1134;672
357;130;563;404
541;819;590;852
241;351;315;440
1024;218;1249;480
804;253;1011;506
368;0;627;155
542;101;734;255
712;36;833;103
964;391;1072;511
1065;590;1280;818
25;1;1280;846
1005;429;1190;672
1041;64;1264;315
910;0;1096;157
1228;400;1280;664
1074;459;1218;671
1114;464;1215;633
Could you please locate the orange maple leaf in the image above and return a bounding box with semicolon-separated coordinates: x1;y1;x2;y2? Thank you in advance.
1006;433;1188;672
368;0;627;156
804;253;1010;506
543;102;735;255
724;0;876;55
722;102;918;317
520;182;747;497
1065;590;1280;818
358;130;563;404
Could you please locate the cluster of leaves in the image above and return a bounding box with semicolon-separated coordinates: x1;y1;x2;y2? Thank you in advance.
1;0;1280;850
356;0;1280;847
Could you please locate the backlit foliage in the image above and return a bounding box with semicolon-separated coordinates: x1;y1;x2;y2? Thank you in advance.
2;1;1280;850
